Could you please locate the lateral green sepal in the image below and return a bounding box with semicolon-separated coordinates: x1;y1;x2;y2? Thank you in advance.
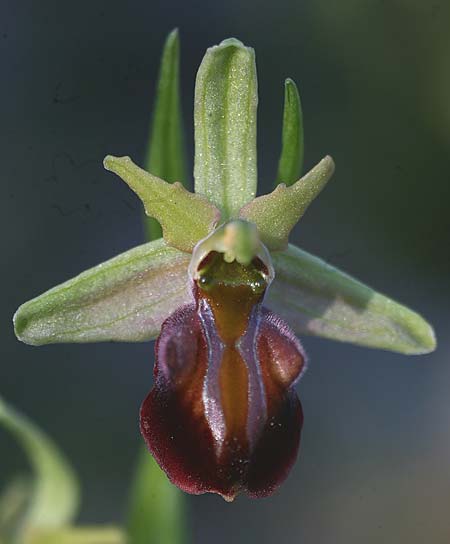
14;239;191;346
104;155;220;252
266;244;436;354
240;156;335;250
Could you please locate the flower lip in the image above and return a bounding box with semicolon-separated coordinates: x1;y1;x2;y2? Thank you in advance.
138;218;306;501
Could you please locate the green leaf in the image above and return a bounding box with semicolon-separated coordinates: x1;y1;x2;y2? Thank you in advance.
240;156;334;250
276;78;304;185
267;244;436;354
26;527;126;544
104;156;220;252
127;447;186;544
0;478;32;542
0;396;79;531
194;38;258;218
145;29;187;241
14;238;191;345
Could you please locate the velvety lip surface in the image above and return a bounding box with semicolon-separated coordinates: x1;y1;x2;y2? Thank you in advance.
140;255;306;500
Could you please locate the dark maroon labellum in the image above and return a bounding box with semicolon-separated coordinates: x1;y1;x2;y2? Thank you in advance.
140;251;306;500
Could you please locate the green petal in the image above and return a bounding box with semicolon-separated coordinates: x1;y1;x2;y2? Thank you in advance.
276;78;304;185
104;156;220;252
0;396;79;530
240;156;335;250
194;38;258;218
127;448;186;544
144;29;188;241
267;244;436;354
14;239;191;346
26;527;126;544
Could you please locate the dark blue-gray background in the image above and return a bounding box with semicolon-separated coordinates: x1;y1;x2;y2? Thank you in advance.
1;1;449;542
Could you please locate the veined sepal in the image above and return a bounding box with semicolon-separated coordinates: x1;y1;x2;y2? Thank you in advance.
14;239;192;346
267;244;436;354
194;39;258;218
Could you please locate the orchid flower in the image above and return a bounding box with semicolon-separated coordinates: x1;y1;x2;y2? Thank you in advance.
13;36;436;502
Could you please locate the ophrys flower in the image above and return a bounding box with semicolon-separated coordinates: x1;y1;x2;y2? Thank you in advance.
13;37;436;501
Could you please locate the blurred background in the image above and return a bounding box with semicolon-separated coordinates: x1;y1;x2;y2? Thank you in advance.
1;0;449;542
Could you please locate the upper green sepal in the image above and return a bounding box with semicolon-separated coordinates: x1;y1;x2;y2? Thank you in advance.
104;155;220;252
240;156;335;250
267;244;436;355
194;38;258;218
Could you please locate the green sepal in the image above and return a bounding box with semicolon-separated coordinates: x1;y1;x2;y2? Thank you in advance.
267;244;436;354
104;156;220;252
0;396;79;532
194;38;258;218
127;448;186;544
145;29;187;241
14;239;191;346
276;78;304;185
240;156;334;250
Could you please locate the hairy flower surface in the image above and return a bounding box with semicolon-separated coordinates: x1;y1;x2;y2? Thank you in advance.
13;36;436;500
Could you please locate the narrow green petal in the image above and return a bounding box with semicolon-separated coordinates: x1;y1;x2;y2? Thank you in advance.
127;448;186;544
145;29;187;241
104;156;220;252
276;78;304;185
194;38;258;218
26;527;126;544
267;244;436;354
14;239;191;346
240;156;335;250
0;396;79;530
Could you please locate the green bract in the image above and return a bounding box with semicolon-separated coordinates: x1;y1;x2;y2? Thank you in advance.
14;37;435;363
144;29;186;241
276;78;304;186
